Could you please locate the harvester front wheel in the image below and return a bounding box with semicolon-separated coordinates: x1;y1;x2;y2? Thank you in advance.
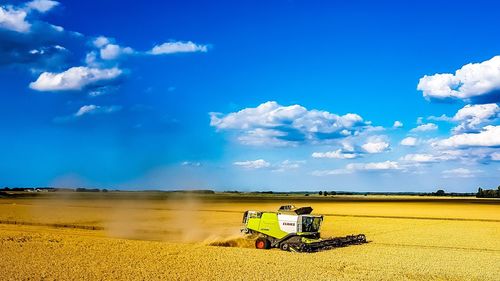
255;238;270;249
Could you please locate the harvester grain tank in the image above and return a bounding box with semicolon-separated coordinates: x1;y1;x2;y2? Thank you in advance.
241;205;367;252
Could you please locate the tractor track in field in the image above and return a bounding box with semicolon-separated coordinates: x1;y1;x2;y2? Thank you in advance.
0;220;104;231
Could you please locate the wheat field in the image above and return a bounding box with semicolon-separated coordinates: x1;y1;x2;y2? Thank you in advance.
0;192;499;280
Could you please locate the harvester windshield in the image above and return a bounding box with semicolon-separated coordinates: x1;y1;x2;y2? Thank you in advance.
302;216;322;232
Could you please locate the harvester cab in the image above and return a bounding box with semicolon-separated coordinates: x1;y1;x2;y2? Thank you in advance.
241;205;367;252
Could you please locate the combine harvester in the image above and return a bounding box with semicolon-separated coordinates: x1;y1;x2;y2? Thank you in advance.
241;205;367;252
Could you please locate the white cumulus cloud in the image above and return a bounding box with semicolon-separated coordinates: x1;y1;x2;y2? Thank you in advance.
393;121;403;128
452;103;500;134
91;36;134;61
433;125;500;148
29;66;122;91
362;140;389;154
400;137;418;146
410;123;438;133
90;37;207;61
0;1;59;33
100;43;134;60
93;36;110;48
26;0;59;13
149;41;208;55
0;5;30;32
210;101;371;146
417;56;500;102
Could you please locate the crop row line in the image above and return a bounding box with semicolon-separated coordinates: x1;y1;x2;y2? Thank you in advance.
374;242;500;253
0;220;104;231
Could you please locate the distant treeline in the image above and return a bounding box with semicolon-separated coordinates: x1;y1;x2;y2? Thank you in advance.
0;187;55;192
316;188;500;198
0;187;110;192
76;188;107;192
238;190;479;196
317;190;477;197
477;187;500;198
168;189;216;194
1;187;499;198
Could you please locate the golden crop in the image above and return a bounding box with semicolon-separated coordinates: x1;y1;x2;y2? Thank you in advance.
0;193;499;280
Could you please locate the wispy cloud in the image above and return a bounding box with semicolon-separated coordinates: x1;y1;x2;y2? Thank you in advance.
441;168;482;178
181;161;202;167
233;159;271;169
233;159;304;171
312;161;401;176
346;161;401;171
400;153;448;163
74;104;121;117
491;152;500;161
427;114;452;122
53;104;121;123
311;169;352;176
272;160;304;172
312;149;359;159
149;41;208;55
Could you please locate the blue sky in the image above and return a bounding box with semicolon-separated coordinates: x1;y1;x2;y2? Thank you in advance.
1;0;500;192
